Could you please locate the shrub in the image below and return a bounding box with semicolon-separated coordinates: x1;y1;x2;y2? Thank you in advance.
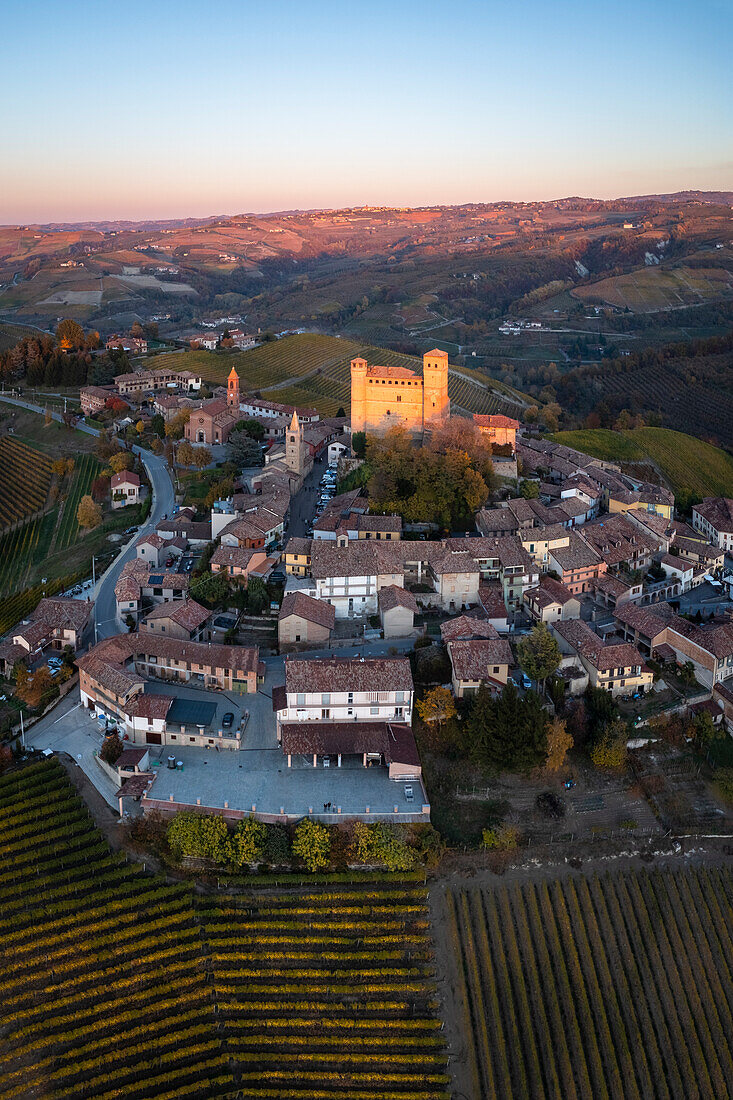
229;817;267;866
590;720;628;772
100;733;124;765
481;823;520;851
166;811;230;862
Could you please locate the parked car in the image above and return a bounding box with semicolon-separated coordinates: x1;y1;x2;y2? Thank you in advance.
222;712;234;729
521;673;533;690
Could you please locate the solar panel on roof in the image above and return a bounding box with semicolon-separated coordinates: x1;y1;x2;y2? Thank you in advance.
148;574;164;584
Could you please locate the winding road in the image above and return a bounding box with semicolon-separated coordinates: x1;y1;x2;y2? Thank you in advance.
0;395;175;640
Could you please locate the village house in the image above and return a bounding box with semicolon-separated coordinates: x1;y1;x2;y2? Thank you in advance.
238;396;320;423
673;537;725;572
135;532;184;567
138;598;210;642
524;575;581;623
106;335;148;355
664;617;733;689
446;634;513;698
210;545;276;584
115;367;202;397
273;656;420;780
278;591;335;651
613;602;674;657
284;537;313;577
378;585;419;638
111;470;142;509
552;619;653;697
547;530;606;594
577;513;659;575
115;560;190;620
472;413;519;453
692;497;733;551
0;597;92;675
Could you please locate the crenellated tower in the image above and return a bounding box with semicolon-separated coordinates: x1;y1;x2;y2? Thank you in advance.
422;349;450;427
350;357;368;436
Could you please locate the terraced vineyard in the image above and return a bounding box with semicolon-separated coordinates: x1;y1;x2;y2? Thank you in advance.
0;437;53;530
200;882;448;1100
53;453;101;551
153;334;532;420
0;761;446;1100
553;427;733;498
446;870;733;1100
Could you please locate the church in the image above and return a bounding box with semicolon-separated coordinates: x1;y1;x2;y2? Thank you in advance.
184;367;240;446
350;349;450;435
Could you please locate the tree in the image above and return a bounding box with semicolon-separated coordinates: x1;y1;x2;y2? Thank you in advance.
165;409;190;440
590;720;628;772
135;420;145;434
292;818;331;872
352;822;416;871
131;321;144;338
15;666;56;708
56;318;85;350
150;413;165;439
416;686;456;727
517;622;561;694
177;440;196;467
52;458;69;478
91;475;109;502
540;403;562;432
519;479;540;499
100;732;124;765
351;431;367;458
468;682;548;772
229;817;267;865
335;406;346;418
105;396;131;415
241;418;265;441
77;494;102;529
193;446;212;469
109;451;134;473
190;570;230;608
227;429;262;468
246;576;268;614
544;717;573;774
689;710;722;752
166;811;231;862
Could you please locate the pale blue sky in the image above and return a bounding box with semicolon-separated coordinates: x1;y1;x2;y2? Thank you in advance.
2;0;731;221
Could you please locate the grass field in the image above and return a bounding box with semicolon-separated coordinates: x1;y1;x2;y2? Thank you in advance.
446;869;733;1100
153;334;535;419
572;264;733;312
0;437;53;531
0;761;446;1100
552;427;733;498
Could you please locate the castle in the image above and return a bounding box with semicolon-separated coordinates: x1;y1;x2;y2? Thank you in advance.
350;349;450;435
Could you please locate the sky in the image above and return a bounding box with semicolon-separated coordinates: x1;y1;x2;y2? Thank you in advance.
1;0;731;223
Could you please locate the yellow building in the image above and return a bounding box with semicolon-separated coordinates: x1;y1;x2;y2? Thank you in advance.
350;349;450;435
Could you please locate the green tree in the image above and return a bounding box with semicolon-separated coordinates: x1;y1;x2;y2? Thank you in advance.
227;429;262;468
517;622;561;694
351;431;367;458
229;817;267;865
690;710;722;752
352;822;416;871
166;812;230;862
481;823;520;851
150;413;165;438
468;681;548;772
292;818;331;872
519;479;540;499
242;418;265;441
246;576;268;614
100;732;124;765
190;570;230;608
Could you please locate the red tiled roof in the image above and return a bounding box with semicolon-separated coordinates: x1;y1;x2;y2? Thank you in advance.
378;585;418;615
473;413;520;429
279;720;419;765
285;656;413;694
448;638;513;681
279;592;335;631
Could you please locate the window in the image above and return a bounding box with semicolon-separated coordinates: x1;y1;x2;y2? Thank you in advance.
189;736;196;742
170;735;176;741
296;693;305;706
321;693;330;705
493;666;500;674
396;394;402;403
370;706;379;715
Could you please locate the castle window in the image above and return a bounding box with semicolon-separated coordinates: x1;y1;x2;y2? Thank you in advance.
397;395;402;402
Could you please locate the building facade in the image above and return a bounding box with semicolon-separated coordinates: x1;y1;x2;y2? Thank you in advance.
350;349;449;435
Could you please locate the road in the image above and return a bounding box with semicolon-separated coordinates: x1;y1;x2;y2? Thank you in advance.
0;394;175;640
288;451;330;538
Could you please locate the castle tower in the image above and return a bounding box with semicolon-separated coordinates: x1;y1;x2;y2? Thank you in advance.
227;367;240;411
285;410;304;477
422;349;449;428
350;357;368;436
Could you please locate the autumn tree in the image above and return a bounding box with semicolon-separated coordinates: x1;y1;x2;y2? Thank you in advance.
100;732;124;764
193;446;212;469
177;440;196;467
229;817;267;865
56;318;85;350
165;409;190;440
544;717;573;774
91;475;109;502
135;420;145;434
109;451;134;473
77;494;102;529
590;719;628;772
516;622;561;695
16;666;56;708
292;818;331;872
416;686;456;727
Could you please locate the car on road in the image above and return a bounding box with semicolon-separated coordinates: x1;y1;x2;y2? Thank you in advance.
520;673;533;690
222;712;234;729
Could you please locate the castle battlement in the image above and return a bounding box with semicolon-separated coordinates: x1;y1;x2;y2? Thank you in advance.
351;349;449;435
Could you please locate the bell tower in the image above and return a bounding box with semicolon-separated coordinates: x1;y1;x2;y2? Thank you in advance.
286;410;304;476
227;367;240;411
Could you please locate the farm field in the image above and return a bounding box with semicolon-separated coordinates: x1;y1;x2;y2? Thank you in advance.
0;761;446;1100
0;437;53;531
445;869;733;1100
552;427;733;498
0;402;98;458
571;264;733;312
155;334;534;419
